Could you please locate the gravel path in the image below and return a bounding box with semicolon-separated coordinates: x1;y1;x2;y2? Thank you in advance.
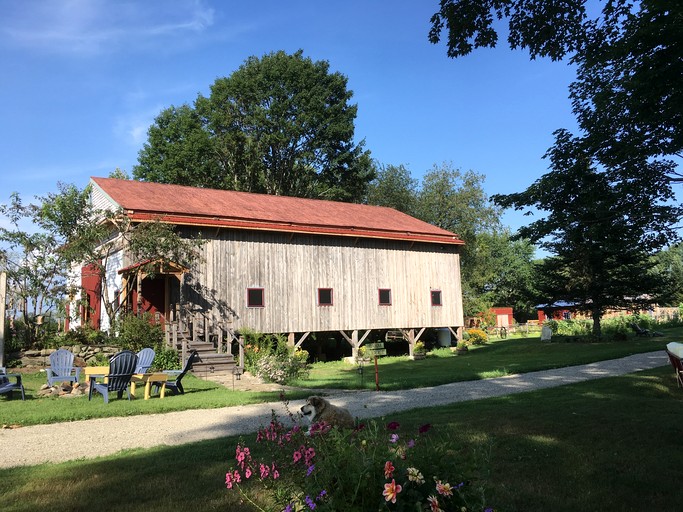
0;351;667;469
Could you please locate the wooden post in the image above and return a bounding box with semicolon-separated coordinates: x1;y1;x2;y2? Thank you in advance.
0;271;6;368
407;328;415;357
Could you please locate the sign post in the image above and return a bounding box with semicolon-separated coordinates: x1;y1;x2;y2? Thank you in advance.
363;342;386;391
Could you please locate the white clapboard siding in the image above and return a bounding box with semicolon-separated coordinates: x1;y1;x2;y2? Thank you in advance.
183;228;463;334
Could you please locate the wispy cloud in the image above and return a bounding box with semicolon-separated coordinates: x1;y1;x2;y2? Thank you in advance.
1;0;215;55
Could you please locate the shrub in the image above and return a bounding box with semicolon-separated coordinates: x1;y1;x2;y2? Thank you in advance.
49;325;110;348
114;313;164;352
224;403;492;511
465;328;488;345
241;329;310;384
152;346;181;371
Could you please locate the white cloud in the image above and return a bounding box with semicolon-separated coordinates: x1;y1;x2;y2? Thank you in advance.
1;0;215;55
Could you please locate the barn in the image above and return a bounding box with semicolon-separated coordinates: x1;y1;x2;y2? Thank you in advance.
72;177;465;361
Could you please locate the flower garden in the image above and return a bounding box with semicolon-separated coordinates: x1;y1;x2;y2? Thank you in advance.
225;399;494;511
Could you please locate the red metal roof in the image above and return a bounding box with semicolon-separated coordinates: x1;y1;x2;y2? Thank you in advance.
91;177;464;245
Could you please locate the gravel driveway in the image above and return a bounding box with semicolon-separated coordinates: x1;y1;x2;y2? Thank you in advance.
0;351;668;469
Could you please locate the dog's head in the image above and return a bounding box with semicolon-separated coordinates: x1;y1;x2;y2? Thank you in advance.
300;396;326;422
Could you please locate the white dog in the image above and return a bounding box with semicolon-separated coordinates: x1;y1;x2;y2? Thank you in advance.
300;396;355;431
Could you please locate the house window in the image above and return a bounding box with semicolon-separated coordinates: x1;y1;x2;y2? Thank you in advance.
378;288;392;306
247;288;265;308
318;288;333;306
431;290;442;306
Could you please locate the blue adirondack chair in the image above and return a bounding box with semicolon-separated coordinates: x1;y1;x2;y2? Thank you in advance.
0;367;25;400
46;349;81;386
88;350;138;404
154;350;199;395
134;348;155;374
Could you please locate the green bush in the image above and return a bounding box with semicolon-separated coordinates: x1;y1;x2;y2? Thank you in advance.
152;346;180;371
49;325;110;348
241;329;310;384
114;313;164;352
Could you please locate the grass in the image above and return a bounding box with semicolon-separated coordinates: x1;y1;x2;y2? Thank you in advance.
290;331;677;390
0;373;309;427
1;366;681;511
2;330;676;426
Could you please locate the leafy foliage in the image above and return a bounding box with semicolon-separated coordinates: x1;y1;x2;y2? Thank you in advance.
113;313;164;352
241;329;309;384
135;50;375;202
494;130;682;336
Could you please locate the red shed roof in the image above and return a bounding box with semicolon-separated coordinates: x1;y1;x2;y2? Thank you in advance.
91;177;464;245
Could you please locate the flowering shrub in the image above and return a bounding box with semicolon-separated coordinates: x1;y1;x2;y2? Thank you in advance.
225;399;493;511
254;351;309;384
242;329;309;384
465;328;488;345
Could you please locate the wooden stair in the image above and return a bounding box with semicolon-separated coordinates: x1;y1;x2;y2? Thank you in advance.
178;339;240;378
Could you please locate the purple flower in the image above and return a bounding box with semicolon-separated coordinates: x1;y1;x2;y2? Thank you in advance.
305;495;317;510
306;464;316;477
390;433;399;443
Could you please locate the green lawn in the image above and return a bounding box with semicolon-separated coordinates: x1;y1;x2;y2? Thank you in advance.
2;366;681;511
0;373;309;427
2;330;676;427
291;332;676;390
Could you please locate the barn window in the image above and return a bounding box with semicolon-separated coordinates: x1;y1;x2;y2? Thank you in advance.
378;288;392;306
431;290;442;306
318;288;333;306
247;288;265;308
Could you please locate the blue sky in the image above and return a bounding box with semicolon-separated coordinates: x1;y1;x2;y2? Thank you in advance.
0;0;580;234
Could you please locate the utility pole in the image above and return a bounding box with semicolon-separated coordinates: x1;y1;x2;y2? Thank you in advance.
0;270;6;368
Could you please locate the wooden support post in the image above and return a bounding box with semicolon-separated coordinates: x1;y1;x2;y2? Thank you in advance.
288;332;295;348
407;328;415;357
238;336;245;369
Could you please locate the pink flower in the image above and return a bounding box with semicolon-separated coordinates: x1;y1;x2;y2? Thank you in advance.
435;480;453;497
244;467;252;479
225;472;233;489
305;447;316;465
383;479;402;503
427;495;443;512
233;470;241;484
259;463;269;479
293;449;303;463
384;461;395;479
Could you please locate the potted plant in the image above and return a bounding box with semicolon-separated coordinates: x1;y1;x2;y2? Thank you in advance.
455;340;469;354
411;341;426;360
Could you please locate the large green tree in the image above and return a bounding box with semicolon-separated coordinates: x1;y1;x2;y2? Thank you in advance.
429;0;682;180
135;50;374;201
365;163;418;215
494;130;681;336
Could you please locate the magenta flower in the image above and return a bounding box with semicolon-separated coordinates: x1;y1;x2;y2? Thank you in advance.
387;421;400;430
419;423;432;434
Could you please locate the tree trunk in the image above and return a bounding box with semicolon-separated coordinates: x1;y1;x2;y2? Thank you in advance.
591;309;602;338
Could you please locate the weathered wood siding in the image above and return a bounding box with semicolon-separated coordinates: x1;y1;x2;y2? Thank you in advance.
181;228;463;334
